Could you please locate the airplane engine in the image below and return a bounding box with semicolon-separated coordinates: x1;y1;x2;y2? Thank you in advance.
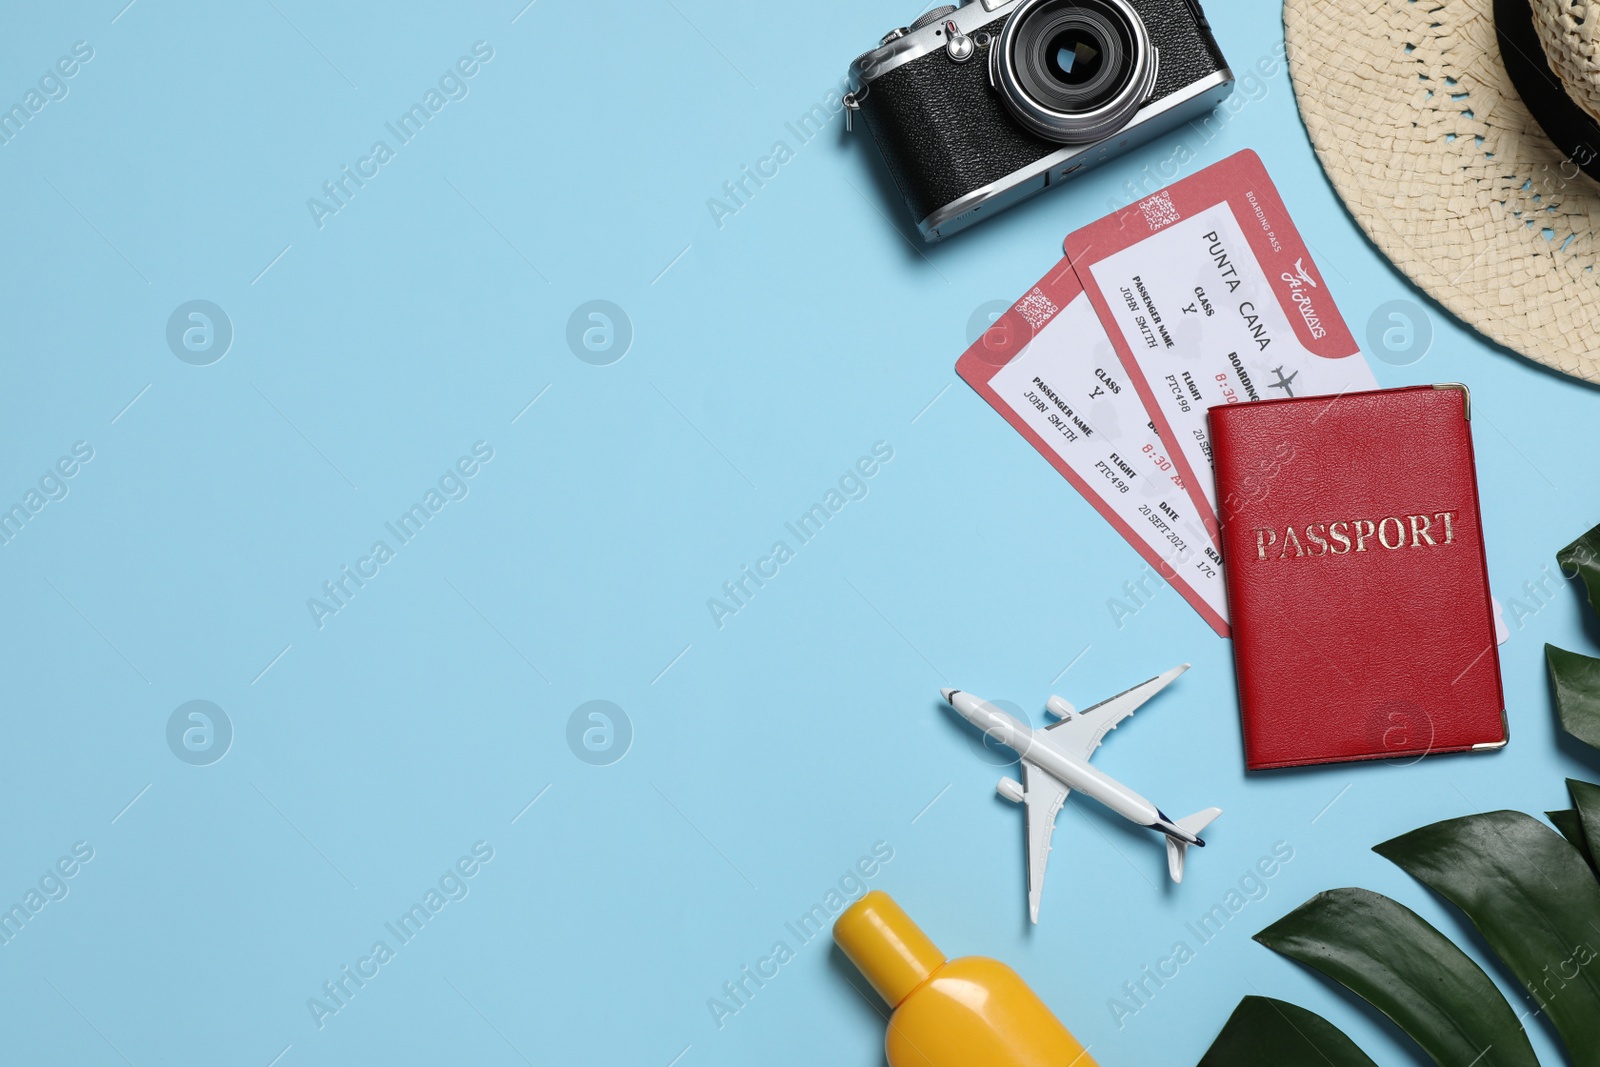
1046;696;1075;720
996;777;1025;804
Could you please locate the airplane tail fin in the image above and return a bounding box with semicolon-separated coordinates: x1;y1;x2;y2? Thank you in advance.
1165;808;1222;883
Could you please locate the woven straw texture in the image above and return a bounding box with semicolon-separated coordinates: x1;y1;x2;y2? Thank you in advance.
1285;0;1600;383
1534;0;1600;123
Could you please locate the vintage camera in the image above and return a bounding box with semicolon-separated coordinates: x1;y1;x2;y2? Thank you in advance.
844;0;1233;240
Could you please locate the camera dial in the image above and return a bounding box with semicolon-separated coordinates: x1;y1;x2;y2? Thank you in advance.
910;6;959;30
990;0;1158;144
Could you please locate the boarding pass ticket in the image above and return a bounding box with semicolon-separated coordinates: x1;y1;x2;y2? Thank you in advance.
956;261;1230;636
952;154;1510;642
1064;150;1376;540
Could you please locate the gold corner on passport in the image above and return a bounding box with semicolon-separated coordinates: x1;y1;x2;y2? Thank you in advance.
1472;708;1510;751
1433;383;1471;419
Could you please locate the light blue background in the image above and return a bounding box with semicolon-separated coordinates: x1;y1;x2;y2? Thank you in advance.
3;1;1597;1064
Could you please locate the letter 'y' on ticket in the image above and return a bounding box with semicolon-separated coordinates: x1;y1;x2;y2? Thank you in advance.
1063;150;1376;544
956;260;1230;637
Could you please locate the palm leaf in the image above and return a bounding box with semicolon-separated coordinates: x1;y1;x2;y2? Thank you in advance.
1254;888;1536;1067
1377;810;1600;1062
1547;644;1600;751
1197;996;1377;1067
1557;521;1600;617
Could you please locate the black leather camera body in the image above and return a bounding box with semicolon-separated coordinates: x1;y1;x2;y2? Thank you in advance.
845;0;1233;240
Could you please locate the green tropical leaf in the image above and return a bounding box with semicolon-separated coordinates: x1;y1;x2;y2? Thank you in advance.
1547;644;1600;751
1253;888;1536;1067
1377;810;1600;1063
1548;809;1599;877
1197;996;1377;1067
1572;779;1600;872
1557;521;1600;617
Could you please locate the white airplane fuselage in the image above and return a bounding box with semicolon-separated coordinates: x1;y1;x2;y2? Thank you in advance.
955;695;1202;845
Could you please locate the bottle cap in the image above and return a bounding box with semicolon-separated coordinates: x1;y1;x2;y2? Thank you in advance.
833;890;947;1007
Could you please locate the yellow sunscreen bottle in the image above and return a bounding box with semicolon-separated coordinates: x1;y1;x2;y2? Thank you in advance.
834;891;1098;1067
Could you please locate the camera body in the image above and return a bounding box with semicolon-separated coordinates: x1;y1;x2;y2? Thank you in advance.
845;0;1233;240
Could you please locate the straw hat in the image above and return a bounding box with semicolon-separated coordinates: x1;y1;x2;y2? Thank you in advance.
1284;0;1600;382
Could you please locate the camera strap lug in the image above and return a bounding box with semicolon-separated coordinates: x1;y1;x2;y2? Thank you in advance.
843;86;865;132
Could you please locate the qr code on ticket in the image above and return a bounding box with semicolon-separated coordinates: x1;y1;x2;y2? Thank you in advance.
1016;288;1057;330
1140;191;1180;231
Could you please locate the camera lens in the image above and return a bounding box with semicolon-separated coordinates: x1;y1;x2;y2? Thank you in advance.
1022;10;1126;110
992;0;1157;144
1045;28;1105;87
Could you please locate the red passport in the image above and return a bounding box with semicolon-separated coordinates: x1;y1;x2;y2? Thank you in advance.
1211;385;1506;769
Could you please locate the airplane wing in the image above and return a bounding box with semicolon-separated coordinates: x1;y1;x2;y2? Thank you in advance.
1022;760;1070;924
1044;663;1188;762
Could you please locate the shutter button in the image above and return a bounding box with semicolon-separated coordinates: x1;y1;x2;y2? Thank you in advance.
945;21;975;62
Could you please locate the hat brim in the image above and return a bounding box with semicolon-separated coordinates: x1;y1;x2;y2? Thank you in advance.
1286;0;1600;383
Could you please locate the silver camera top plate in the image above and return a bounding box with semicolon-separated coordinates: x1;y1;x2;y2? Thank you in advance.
849;0;1019;86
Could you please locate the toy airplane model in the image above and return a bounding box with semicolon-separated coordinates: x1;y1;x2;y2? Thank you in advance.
942;664;1220;923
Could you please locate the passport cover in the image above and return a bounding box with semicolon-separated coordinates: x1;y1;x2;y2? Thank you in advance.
1211;385;1506;769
